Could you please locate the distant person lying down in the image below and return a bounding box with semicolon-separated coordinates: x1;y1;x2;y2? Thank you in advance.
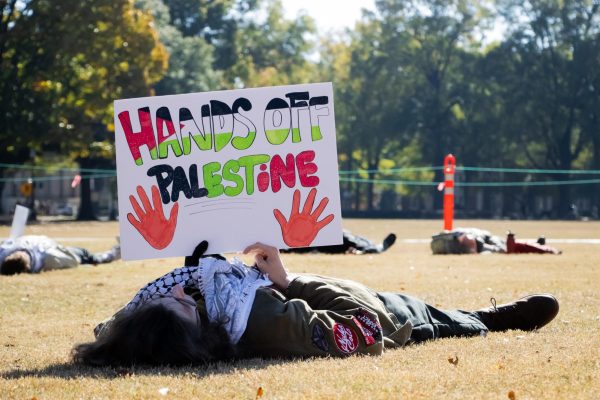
431;228;561;255
0;235;120;275
281;230;396;254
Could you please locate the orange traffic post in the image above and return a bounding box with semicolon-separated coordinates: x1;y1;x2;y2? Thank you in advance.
443;154;456;231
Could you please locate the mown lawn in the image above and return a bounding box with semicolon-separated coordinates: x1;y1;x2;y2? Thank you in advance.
1;219;599;399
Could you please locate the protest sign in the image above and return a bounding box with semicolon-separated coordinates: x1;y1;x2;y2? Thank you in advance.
9;205;29;239
114;83;343;260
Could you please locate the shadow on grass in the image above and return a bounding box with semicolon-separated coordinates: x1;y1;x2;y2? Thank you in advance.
1;358;287;380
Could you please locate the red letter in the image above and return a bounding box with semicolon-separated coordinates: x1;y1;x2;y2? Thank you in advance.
118;107;157;166
270;154;296;193
296;150;319;187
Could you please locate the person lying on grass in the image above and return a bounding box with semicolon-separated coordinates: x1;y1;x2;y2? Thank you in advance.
430;228;561;255
280;230;396;254
0;235;121;276
72;241;559;366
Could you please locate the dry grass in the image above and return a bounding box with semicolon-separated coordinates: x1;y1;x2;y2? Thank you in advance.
1;219;599;399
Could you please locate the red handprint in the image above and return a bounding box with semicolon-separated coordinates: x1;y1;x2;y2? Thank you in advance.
127;185;179;250
274;188;334;247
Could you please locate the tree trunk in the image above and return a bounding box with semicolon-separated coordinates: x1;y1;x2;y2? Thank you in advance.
590;114;600;217
0;149;33;216
353;180;361;211
366;160;377;211
77;176;96;220
556;130;575;218
0;175;5;214
77;157;97;221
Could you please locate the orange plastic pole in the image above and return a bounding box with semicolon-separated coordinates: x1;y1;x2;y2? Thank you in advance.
443;154;456;231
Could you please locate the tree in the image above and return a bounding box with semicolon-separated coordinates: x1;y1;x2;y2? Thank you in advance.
0;0;168;219
490;0;600;216
327;0;490;211
580;36;600;209
221;0;318;87
136;0;222;94
390;1;491;211
342;13;419;210
164;0;260;75
139;0;318;88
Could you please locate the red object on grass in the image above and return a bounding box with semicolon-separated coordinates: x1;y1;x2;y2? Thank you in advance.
506;232;561;254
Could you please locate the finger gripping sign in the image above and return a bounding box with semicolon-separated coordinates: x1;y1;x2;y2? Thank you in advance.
114;83;343;260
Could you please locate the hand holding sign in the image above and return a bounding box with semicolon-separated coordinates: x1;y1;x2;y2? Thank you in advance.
243;242;290;289
127;185;179;250
184;240;226;266
274;188;334;247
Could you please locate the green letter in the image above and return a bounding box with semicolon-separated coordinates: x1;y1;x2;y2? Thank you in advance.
223;159;244;197
238;154;270;195
202;161;224;198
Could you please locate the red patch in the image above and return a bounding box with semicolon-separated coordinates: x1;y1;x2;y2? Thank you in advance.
352;316;375;346
333;323;359;354
354;309;382;339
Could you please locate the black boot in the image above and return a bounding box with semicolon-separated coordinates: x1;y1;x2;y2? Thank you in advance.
372;233;397;253
476;294;559;331
382;234;397;252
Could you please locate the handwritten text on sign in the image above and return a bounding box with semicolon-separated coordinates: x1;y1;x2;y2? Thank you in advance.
114;83;343;260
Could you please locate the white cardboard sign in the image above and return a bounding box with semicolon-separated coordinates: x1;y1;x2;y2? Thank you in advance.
114;83;343;260
9;205;29;239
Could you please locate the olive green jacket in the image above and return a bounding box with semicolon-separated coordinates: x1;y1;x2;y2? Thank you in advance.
94;274;413;359
237;274;412;358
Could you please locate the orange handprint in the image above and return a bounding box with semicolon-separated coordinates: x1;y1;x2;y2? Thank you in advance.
274;188;334;247
127;185;179;250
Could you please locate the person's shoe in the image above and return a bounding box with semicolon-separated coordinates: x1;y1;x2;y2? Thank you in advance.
476;294;559;331
381;233;397;252
96;243;121;264
110;244;121;261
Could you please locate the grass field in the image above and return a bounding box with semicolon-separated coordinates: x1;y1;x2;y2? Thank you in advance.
1;219;599;399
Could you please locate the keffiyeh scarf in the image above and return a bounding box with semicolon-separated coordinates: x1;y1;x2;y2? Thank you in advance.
199;257;272;343
125;257;271;344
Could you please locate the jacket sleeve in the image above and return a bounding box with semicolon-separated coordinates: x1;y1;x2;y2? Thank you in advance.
284;275;376;313
239;278;385;358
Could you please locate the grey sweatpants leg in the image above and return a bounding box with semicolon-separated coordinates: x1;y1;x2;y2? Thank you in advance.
66;246;111;265
377;292;488;342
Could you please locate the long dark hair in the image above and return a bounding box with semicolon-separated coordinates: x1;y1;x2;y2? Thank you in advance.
72;304;235;366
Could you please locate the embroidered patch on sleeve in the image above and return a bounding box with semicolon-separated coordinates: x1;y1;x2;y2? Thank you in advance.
353;309;382;346
312;324;329;352
352;316;375;346
333;323;359;354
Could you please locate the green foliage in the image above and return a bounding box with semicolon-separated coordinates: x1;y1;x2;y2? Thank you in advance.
0;0;167;218
487;0;600;212
320;0;599;215
221;0;318;87
327;0;492;209
0;0;167;162
1;0;599;217
137;0;317;90
136;0;222;94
